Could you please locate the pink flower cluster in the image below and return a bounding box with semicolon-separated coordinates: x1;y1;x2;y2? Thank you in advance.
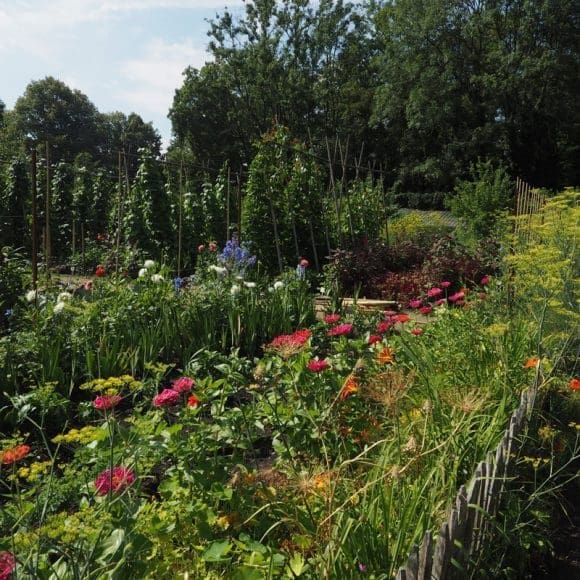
172;377;195;393
153;388;181;407
324;313;341;325
307;360;330;372
94;466;135;496
0;551;15;580
267;329;312;349
327;323;353;337
93;394;121;411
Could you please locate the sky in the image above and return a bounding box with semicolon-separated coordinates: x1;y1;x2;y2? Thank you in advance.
0;0;247;149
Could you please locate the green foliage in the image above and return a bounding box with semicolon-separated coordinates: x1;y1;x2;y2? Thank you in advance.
448;161;513;247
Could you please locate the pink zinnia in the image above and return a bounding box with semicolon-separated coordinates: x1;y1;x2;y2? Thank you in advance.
384;310;398;317
324;313;341;325
307;360;329;372
300;258;309;267
377;320;393;334
93;394;121;411
198;244;205;252
267;329;312;349
409;299;422;309
448;291;465;303
419;306;433;315
411;328;423;336
434;298;447;306
153;388;181;407
327;323;353;337
172;377;195;393
480;276;490;285
368;334;382;345
0;551;16;580
95;466;135;496
427;287;443;298
209;242;217;252
440;281;451;288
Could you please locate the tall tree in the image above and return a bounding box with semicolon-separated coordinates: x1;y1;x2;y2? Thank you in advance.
13;77;101;161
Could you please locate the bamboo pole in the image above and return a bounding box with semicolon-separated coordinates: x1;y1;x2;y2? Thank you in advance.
30;147;38;291
45;141;51;285
177;157;184;277
115;150;122;275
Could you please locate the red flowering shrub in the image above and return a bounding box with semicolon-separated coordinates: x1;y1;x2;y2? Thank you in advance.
95;466;135;496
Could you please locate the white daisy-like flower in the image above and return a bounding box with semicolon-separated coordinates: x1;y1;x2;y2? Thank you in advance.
230;284;241;295
273;281;284;290
244;281;256;289
57;292;72;302
209;265;227;276
25;289;37;303
151;274;164;284
144;259;155;269
138;268;148;278
53;301;65;314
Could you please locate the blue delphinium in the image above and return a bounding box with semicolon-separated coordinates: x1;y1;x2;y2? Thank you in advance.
218;238;257;275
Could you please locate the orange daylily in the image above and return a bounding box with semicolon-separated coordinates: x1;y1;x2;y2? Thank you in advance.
377;347;395;365
570;378;580;391
524;357;540;369
340;374;359;400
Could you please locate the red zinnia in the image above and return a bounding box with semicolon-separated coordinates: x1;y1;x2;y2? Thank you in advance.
95;266;105;277
172;377;195;393
377;320;393;334
448;291;465;303
368;334;382;345
187;394;200;407
570;378;580;391
427;287;443;298
0;551;16;580
94;466;135;496
410;328;423;336
395;314;410;324
308;360;329;372
324;313;341;325
419;306;433;315
480;276;490;285
327;323;353;337
1;444;30;465
93;394;121;411
153;388;181;407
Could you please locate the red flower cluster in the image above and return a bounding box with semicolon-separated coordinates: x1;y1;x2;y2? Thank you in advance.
307;360;329;372
172;377;195;393
187;394;200;407
570;378;580;391
95;266;105;277
419;306;433;315
427;287;443;298
93;394;121;411
1;444;30;465
153;388;181;407
368;334;382;345
0;551;16;580
95;466;135;496
267;329;312;349
377;320;393;334
410;328;423;336
409;299;422;309
324;313;341;325
327;323;353;337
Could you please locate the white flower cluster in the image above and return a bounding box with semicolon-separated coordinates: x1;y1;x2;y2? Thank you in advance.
138;260;163;283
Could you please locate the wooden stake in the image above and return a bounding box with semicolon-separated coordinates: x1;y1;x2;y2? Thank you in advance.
45;141;51;285
30;147;38;290
177;157;184;277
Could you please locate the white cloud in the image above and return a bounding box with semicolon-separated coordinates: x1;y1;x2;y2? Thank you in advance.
117;38;209;115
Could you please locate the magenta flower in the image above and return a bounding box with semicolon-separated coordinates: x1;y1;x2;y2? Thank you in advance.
448;291;465;303
480;276;490;285
427;287;443;298
95;466;135;496
327;323;353;337
377;320;393;334
93;394;121;411
409;299;422;309
419;306;433;315
434;298;447;306
440;280;451;288
153;388;181;407
307;360;330;372
324;313;341;325
410;328;423;335
172;377;195;393
0;551;16;580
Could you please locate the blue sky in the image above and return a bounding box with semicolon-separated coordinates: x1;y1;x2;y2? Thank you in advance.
0;0;247;148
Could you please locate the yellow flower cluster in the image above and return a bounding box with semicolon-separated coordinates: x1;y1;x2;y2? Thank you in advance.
17;460;52;482
79;374;142;395
52;425;107;445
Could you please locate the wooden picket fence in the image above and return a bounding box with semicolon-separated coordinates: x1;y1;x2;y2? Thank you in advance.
396;380;538;579
513;177;545;244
